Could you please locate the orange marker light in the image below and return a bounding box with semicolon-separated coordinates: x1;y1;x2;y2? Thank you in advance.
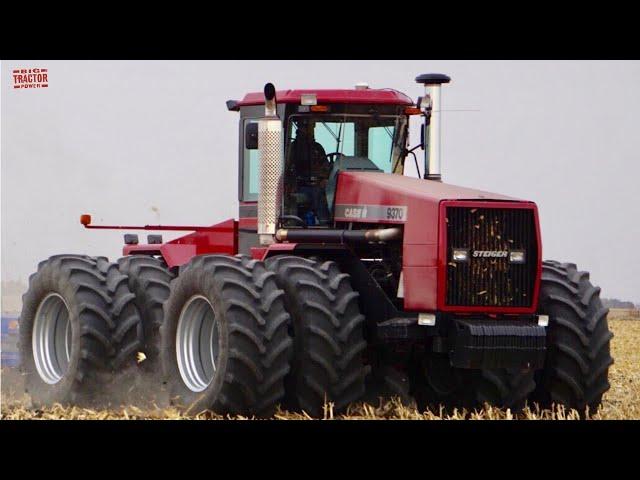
405;107;422;115
80;214;92;226
310;105;329;112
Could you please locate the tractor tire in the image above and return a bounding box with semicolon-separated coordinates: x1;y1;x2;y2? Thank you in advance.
363;365;415;408
412;354;535;413
411;354;470;411
103;256;145;372
160;254;292;417
531;260;613;415
18;254;143;407
265;256;368;417
474;368;536;411
117;255;175;374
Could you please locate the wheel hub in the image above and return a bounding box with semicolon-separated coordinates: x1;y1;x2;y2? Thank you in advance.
176;295;220;392
32;293;72;384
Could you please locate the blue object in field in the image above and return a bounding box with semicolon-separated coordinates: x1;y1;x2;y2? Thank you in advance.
1;315;20;368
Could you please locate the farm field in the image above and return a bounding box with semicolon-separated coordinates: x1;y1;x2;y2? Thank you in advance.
2;314;639;420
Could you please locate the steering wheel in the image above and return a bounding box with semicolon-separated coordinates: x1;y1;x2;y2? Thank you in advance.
325;152;342;165
279;215;307;228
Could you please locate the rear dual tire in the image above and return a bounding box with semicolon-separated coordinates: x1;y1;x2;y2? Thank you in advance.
18;255;143;407
105;255;176;405
117;255;174;376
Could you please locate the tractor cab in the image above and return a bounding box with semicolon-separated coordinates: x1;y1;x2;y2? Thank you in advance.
227;87;416;250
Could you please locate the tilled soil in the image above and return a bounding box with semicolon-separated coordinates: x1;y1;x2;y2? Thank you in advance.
2;318;637;420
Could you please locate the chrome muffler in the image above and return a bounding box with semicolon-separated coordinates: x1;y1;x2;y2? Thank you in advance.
416;73;450;181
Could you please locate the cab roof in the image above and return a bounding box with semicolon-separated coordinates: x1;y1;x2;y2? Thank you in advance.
227;88;414;111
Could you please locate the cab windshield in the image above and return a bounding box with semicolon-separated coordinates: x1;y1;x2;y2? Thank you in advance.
285;113;408;174
283;113;408;226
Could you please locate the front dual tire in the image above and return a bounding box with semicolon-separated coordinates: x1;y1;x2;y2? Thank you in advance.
160;254;370;418
160;255;292;417
265;256;369;417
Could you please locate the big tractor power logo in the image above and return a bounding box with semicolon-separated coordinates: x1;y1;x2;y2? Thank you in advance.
12;68;48;89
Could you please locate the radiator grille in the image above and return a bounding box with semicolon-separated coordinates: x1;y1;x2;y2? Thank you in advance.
445;206;538;308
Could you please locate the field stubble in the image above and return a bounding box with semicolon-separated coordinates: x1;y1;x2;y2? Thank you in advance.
2;316;638;420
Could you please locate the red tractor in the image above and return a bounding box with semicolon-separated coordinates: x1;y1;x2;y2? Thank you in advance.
18;74;613;417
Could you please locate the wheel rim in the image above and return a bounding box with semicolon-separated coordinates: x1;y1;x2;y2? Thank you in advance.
176;295;220;393
32;293;72;384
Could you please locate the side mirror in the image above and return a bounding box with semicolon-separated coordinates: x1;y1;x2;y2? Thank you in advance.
245;122;259;150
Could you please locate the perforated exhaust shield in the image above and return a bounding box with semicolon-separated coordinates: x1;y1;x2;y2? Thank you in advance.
257;117;283;244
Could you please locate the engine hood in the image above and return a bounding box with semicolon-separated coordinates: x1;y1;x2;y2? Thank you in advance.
334;171;533;245
337;171;523;203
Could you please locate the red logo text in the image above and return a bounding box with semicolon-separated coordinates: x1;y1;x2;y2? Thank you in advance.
13;68;48;89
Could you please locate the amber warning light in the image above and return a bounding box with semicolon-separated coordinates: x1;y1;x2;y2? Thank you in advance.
80;214;92;226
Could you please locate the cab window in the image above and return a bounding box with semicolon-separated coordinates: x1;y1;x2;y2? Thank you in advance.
368;126;394;172
242;120;260;201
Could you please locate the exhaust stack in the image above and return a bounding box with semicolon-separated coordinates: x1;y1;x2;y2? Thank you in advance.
416;73;451;181
257;83;283;245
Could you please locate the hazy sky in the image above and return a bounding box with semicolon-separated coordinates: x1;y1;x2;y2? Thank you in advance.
2;60;639;303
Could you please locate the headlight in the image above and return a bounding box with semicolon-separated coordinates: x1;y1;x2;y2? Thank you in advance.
509;250;526;264
452;248;469;263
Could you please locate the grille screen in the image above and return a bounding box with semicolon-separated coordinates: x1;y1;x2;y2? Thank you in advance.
445;206;537;307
